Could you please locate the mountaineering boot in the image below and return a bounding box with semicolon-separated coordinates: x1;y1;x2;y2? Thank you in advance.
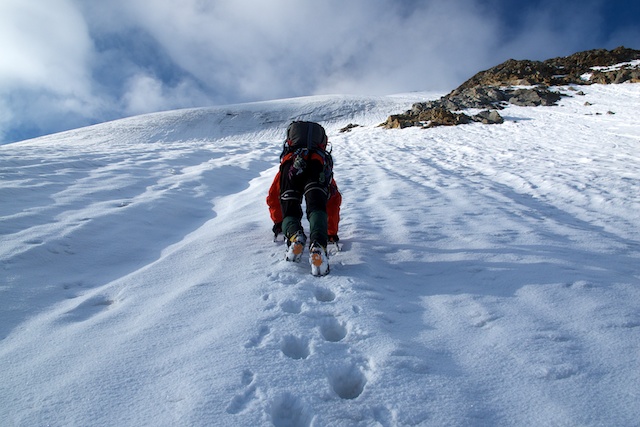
285;231;306;262
309;242;330;276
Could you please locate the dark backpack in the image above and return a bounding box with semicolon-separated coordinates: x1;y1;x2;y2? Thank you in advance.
280;121;333;184
281;121;329;159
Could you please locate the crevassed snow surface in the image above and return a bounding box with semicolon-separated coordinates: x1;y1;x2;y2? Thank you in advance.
1;86;639;426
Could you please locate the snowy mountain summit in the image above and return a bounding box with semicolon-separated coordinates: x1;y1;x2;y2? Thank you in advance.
1;49;640;426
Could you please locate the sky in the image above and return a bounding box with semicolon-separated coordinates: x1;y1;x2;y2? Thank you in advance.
1;0;638;144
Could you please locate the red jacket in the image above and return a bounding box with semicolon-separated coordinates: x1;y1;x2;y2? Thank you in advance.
266;170;342;236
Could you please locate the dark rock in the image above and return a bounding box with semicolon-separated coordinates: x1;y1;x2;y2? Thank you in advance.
339;123;360;133
380;46;640;130
379;114;416;129
473;110;504;124
447;86;508;110
589;68;640;84
379;108;472;129
458;46;640;89
507;88;562;106
456;59;558;90
419;107;472;127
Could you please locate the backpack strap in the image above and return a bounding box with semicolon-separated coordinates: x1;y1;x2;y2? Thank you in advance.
307;122;314;152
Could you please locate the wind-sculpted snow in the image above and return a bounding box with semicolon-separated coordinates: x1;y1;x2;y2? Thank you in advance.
1;86;639;426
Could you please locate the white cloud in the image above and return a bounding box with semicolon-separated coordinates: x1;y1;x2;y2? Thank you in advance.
122;74;166;115
122;73;211;115
0;0;103;142
97;0;504;100
0;0;93;93
0;0;637;143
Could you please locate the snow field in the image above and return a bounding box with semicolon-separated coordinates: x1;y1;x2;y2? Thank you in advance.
1;85;639;426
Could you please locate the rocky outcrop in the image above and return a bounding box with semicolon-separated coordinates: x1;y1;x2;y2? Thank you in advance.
474;109;504;125
413;86;563;111
381;46;640;129
380;106;504;129
456;46;640;90
339;123;360;133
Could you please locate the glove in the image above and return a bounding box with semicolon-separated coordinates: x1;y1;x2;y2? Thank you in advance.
328;234;339;243
272;222;282;236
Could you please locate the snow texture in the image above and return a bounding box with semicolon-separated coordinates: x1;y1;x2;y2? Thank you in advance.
1;85;640;426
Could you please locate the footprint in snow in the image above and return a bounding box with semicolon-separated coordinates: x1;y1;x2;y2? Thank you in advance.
226;369;258;415
319;316;347;342
270;392;313;427
244;325;270;348
281;334;310;360
328;362;368;400
280;299;303;314
372;405;397;426
313;287;335;302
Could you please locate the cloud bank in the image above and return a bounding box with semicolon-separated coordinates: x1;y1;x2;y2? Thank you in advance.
1;0;638;143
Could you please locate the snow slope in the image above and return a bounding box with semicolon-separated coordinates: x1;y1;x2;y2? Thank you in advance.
1;86;639;426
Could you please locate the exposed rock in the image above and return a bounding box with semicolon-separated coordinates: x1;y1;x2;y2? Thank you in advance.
379;114;415;129
589;68;640;84
379;108;473;129
418;86;563;111
446;86;508;109
418;107;472;127
380;46;639;130
456;59;558;90
507;88;562;106
473;110;504;124
457;46;640;89
339;123;360;133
